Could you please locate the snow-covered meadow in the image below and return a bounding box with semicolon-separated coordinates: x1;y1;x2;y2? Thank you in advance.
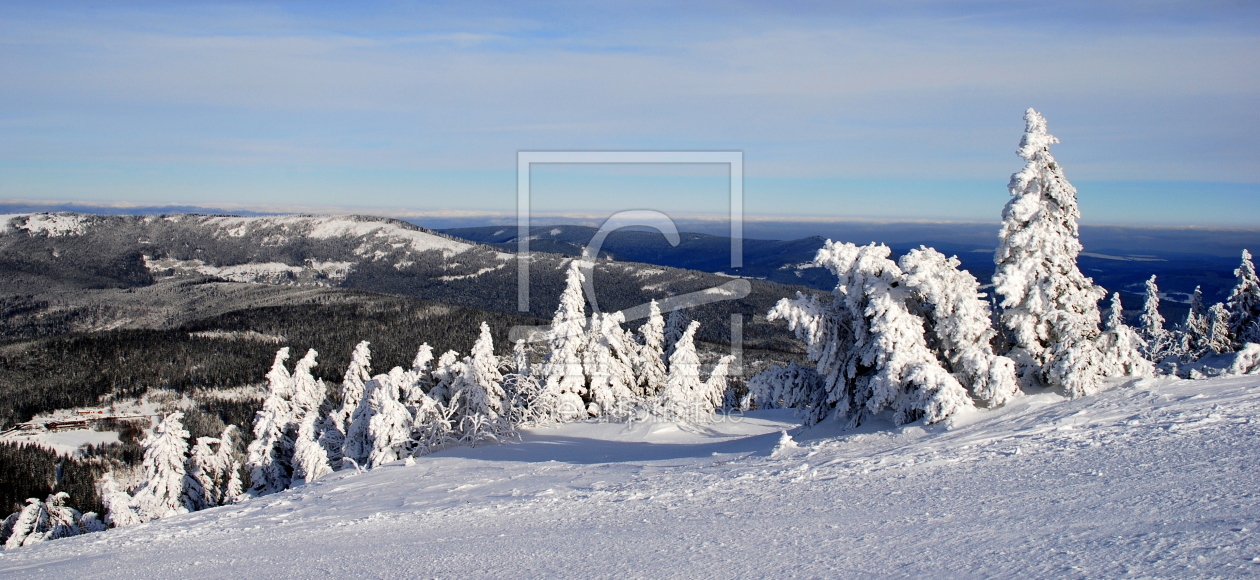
3;373;1258;578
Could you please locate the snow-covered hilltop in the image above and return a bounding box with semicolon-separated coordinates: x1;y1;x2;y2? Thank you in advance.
2;372;1258;578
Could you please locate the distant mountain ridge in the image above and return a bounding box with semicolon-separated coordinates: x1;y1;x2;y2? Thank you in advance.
440;224;1251;324
0;213;813;351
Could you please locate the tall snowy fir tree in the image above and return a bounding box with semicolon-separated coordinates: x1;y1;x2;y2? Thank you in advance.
584;313;638;417
427;349;462;407
655;321;705;421
539;261;590;420
1180;287;1209;360
663;308;691;360
365;370;414;467
636;300;668;396
321;341;372;461
1207;303;1233;355
992;108;1109;396
246;348;296;495
1140;275;1172;360
132;412;192;521
1099;293;1153;377
451;322;508;443
289;349;326;424
1227;249;1260;346
292;413;333;482
184;425;242;507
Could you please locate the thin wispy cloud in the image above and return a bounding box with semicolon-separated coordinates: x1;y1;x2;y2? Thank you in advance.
0;1;1256;224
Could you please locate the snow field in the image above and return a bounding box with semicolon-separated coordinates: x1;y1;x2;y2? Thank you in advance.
3;374;1259;578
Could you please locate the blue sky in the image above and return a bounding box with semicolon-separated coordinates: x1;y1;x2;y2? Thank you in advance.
1;1;1257;226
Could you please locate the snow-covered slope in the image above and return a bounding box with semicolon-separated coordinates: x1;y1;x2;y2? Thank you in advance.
5;376;1259;578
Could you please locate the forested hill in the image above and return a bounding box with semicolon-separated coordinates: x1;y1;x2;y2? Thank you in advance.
0;213;812;350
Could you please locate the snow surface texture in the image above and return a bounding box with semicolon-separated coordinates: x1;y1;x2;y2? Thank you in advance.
4;375;1260;578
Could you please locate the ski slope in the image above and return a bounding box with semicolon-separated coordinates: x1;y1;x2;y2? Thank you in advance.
4;374;1260;578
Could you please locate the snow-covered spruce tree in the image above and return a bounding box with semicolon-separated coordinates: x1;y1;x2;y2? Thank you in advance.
769;242;973;426
215;425;243;502
3;499;45;549
246;348;296;495
365;369;416;467
427;350;462;407
451;322;509;444
1227;249;1260;347
320;341;372;461
760;291;848;424
741;361;823;411
538;261;591;420
1208;303;1234;355
3;493;102;549
654;321;705;422
98;473;141;528
699;355;737;413
584;313;639;418
400;344;435;404
184;437;219;511
993;108;1109;396
1140;275;1173;360
635;300;668;396
1099;293;1154;377
663;308;692;361
185;425;242;507
899;247;1020;406
289;349;326;423
132;412;192;521
1179;286;1209;360
512;339;531;376
292;412;333;482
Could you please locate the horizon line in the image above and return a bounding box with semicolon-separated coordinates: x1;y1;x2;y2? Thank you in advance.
2;198;1259;233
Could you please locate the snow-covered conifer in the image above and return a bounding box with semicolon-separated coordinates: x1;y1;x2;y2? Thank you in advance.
365;370;414;467
183;437;218;511
98;473;141;528
1099;293;1153;377
1227;249;1260;346
3;499;46;549
654;321;705;422
79;512;105;534
772;242;973;425
399;344;435;404
1208;302;1233;355
899;247;1020;406
293;412;334;481
320;341;371;460
635;300;668;396
289;349;325;421
741;361;822;411
663;308;691;361
452;322;509;443
42;493;82;541
1140;275;1172;360
512;339;531;376
584;313;638;417
538;261;590;420
427;350;462;407
993;108;1108;396
214;425;243;503
132;412;191;521
1180;286;1210;360
699;355;737;413
246;348;296;495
